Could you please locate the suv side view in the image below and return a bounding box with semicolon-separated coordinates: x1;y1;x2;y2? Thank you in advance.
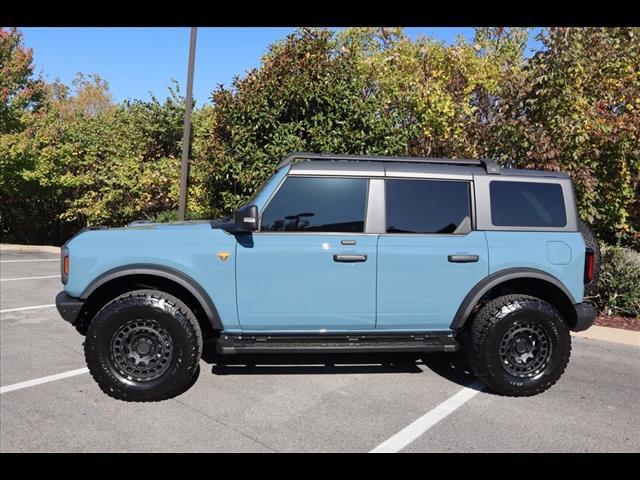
56;153;599;402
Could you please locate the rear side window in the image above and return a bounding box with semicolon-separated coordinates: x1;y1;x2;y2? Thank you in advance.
385;179;471;234
261;177;368;232
490;181;567;227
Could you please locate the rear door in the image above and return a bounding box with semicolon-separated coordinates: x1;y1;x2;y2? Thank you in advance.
376;178;488;330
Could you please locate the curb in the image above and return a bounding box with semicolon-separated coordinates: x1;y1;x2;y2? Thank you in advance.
0;244;60;254
572;325;640;347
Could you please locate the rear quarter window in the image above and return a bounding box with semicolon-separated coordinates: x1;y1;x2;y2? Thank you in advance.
490;181;567;228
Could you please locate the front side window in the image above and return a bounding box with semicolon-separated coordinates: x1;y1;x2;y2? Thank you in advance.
385;179;471;234
260;177;368;232
490;181;567;227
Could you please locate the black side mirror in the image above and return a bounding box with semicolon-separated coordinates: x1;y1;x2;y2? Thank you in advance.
232;204;259;233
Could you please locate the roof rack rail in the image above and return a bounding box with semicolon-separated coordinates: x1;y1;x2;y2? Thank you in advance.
276;152;501;174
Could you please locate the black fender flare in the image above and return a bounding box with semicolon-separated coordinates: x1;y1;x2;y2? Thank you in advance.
449;267;577;330
80;264;223;330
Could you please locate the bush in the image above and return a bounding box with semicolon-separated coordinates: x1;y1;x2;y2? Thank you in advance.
2;27;639;248
587;243;640;318
149;209;205;223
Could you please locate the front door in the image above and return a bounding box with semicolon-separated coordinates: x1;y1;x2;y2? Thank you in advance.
236;176;377;331
377;178;488;331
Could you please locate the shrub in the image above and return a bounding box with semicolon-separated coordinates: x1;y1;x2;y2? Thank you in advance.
2;27;639;249
587;243;640;318
149;209;205;223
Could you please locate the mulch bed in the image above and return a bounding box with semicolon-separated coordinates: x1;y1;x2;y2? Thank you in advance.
595;315;640;332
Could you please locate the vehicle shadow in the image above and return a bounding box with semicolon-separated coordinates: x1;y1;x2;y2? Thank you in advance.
201;341;477;389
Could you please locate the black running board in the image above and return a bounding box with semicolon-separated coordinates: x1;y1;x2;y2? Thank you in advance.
216;332;458;355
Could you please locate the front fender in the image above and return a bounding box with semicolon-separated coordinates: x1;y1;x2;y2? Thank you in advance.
80;264;223;330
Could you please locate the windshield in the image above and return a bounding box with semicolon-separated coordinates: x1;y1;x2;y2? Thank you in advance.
246;173;276;205
244;167;288;210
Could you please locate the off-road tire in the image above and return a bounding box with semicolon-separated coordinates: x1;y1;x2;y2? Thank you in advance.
466;294;571;397
85;289;202;402
578;219;601;293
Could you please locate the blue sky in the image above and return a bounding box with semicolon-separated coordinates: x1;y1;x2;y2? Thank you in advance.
20;27;542;106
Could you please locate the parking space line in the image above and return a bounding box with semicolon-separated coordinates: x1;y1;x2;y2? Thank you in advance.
1;275;59;282
0;259;58;263
0;368;89;394
370;382;484;453
0;304;56;314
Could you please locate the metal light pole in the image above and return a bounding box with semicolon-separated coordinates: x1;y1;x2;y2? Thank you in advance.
178;27;197;221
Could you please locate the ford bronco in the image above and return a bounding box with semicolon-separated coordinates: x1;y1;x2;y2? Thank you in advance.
55;152;599;402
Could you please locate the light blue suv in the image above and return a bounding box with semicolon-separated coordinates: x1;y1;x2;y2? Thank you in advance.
56;153;599;401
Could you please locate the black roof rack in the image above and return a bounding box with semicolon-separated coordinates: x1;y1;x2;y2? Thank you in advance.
276;152;501;174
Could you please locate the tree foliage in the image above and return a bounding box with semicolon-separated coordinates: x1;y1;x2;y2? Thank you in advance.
0;28;46;133
1;26;639;248
1;30;186;243
492;28;640;245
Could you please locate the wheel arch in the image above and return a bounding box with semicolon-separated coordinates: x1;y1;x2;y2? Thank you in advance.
77;264;223;334
450;268;577;331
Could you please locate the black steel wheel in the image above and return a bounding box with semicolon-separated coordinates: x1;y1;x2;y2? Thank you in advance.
499;322;552;378
109;318;174;383
465;294;571;396
85;289;202;402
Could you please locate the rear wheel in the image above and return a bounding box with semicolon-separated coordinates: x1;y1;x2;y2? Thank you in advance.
466;294;571;397
85;289;202;402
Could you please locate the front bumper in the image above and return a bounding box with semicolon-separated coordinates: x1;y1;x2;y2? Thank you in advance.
573;302;597;332
55;291;84;325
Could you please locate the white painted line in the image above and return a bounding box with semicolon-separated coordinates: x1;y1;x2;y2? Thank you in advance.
0;259;58;263
0;368;89;394
370;382;484;453
1;275;59;282
0;304;56;313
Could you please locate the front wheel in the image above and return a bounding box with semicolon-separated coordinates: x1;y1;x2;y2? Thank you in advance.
85;289;202;402
465;294;571;397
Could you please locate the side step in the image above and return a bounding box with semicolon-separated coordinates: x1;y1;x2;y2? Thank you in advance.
216;332;458;355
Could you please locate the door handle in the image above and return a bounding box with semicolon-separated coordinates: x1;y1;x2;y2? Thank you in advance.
334;254;367;263
448;254;479;263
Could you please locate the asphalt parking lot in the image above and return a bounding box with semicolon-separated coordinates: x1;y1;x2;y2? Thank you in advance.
1;250;639;453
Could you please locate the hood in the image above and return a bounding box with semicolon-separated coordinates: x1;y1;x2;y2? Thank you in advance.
115;220;214;231
66;219;229;248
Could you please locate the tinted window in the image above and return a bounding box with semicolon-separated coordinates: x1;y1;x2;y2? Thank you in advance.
490;181;566;227
386;180;471;234
261;177;368;232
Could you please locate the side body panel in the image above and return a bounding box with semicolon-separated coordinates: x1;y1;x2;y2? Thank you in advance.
376;232;489;330
485;231;586;303
235;233;378;332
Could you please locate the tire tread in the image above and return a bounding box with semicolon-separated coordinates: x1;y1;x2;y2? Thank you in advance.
467;294;571;397
85;289;202;402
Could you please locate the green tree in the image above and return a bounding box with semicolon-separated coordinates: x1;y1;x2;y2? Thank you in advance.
2;26;639;252
0;27;45;133
493;28;640;246
192;28;411;216
1;73;187;243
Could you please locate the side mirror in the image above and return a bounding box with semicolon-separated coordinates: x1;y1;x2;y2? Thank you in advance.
232;204;259;233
